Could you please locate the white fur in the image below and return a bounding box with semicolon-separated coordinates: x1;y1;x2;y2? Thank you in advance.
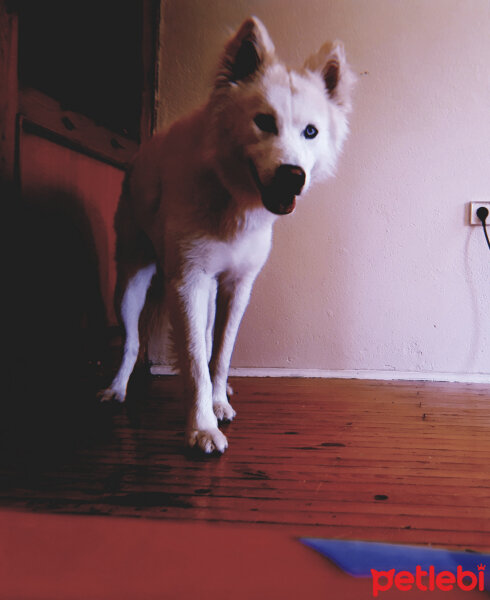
99;17;355;453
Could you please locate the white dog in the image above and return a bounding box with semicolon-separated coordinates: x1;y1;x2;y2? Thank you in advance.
99;17;355;453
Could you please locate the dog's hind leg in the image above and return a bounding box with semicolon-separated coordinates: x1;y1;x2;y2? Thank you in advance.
210;275;256;421
99;171;159;403
99;263;156;403
205;277;218;365
205;279;236;397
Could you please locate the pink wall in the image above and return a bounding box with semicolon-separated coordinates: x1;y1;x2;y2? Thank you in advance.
154;0;490;381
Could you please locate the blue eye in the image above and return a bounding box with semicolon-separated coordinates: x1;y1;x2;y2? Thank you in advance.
304;124;318;139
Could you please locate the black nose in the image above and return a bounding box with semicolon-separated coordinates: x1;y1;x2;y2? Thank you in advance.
274;164;306;196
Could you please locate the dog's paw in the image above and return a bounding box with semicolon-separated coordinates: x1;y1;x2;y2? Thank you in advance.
187;427;228;454
97;387;125;403
213;399;236;422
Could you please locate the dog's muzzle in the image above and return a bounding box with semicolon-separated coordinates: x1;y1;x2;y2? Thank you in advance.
250;162;306;215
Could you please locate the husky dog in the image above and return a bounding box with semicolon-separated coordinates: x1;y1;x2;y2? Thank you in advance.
99;17;355;453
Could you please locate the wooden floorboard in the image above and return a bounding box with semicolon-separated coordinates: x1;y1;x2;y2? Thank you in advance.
1;376;489;551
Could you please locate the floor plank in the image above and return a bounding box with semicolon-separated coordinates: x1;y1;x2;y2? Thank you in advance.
1;376;489;551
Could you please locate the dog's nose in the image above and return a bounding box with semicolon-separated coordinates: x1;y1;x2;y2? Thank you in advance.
275;164;306;195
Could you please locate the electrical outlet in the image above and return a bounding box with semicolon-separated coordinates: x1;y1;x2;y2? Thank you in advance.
469;201;490;225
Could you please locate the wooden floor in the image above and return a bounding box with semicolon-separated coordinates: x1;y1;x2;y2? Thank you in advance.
1;376;490;552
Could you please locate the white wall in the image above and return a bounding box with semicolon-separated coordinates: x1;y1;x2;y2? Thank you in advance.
155;0;490;380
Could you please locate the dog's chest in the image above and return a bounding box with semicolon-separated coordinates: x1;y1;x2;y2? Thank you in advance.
202;226;272;278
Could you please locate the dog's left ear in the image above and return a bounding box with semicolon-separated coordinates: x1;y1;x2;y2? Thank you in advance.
216;16;275;87
304;41;356;112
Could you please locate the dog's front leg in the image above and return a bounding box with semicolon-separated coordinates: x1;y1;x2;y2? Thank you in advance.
169;271;228;453
210;275;255;421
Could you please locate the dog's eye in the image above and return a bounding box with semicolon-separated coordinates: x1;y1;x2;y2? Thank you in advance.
254;113;278;134
303;124;318;139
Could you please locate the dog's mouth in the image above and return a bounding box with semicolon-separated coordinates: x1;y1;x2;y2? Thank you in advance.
249;161;299;216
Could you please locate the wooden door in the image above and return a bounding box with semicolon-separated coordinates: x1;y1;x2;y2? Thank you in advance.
1;0;159;383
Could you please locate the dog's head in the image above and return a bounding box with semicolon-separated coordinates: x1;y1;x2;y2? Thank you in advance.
209;17;355;216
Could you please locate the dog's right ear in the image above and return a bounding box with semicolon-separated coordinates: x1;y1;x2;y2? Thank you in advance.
215;17;275;87
304;41;356;113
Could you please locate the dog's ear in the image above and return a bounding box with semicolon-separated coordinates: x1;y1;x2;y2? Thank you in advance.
304;41;356;112
216;17;275;87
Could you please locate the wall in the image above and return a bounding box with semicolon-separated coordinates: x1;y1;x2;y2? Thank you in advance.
155;0;490;381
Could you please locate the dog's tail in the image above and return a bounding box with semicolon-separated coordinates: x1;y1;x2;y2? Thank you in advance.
113;170;158;323
114;170;156;268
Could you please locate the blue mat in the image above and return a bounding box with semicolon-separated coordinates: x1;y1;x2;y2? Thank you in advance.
300;539;490;591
